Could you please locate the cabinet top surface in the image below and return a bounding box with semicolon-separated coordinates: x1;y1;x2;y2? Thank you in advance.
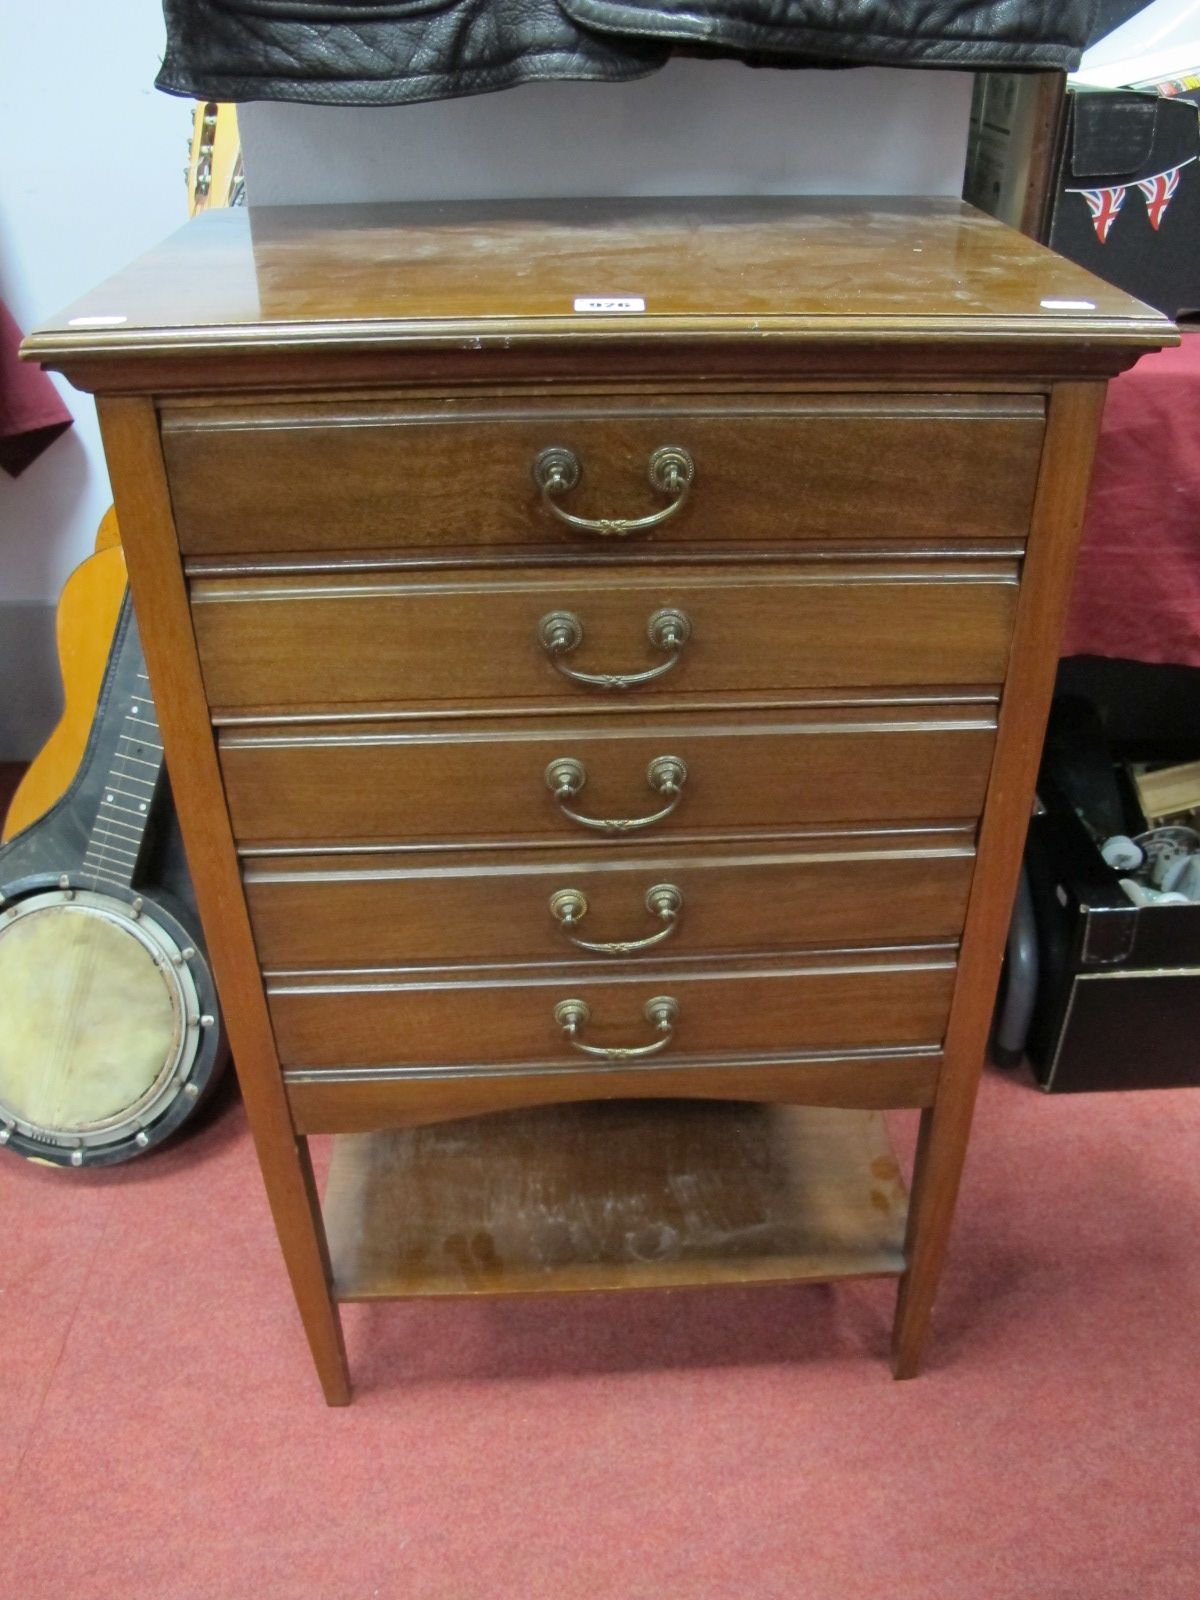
27;197;1171;380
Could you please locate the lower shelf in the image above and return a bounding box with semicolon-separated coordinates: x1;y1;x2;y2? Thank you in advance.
322;1099;909;1300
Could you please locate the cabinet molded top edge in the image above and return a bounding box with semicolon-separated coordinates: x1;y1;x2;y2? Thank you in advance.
24;197;1174;389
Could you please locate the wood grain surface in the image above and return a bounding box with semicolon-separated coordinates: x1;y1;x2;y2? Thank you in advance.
892;383;1110;1378
167;394;1043;555
322;1100;909;1298
219;704;997;848
266;949;957;1070
286;1048;942;1132
192;559;1018;713
26;198;1167;387
246;832;975;969
95;397;352;1406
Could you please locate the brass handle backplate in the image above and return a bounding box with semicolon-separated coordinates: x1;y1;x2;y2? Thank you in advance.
554;995;679;1060
538;608;691;691
533;445;694;538
549;883;683;955
544;755;687;835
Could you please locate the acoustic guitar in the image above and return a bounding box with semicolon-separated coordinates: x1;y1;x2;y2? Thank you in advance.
0;527;227;1166
3;510;125;843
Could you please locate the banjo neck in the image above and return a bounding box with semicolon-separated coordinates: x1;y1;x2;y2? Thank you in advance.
79;606;165;893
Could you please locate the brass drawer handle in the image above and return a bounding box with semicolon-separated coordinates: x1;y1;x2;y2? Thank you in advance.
538;608;691;691
554;995;679;1060
544;755;687;835
549;883;683;955
533;445;694;537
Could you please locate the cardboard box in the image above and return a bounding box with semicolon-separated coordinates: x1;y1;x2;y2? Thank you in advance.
965;78;1200;317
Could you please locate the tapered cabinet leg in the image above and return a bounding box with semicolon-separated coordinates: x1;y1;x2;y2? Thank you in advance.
890;385;1112;1378
277;1135;352;1406
243;1115;351;1406
890;1082;980;1379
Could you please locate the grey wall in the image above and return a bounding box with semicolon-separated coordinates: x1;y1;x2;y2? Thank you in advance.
240;62;972;204
0;0;191;758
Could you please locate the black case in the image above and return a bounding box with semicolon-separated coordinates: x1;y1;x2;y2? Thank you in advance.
964;79;1200;320
1046;89;1200;320
1025;782;1200;1092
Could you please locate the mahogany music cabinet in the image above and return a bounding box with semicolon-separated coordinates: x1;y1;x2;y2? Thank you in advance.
27;199;1171;1403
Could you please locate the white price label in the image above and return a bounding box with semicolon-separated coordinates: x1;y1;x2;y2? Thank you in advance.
573;297;646;314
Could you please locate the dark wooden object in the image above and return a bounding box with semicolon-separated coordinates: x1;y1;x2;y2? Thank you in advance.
25;197;1172;1403
324;1101;909;1298
191;558;1020;710
217;705;999;845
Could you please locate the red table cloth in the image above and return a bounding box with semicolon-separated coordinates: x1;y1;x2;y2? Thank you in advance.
1062;328;1200;669
0;298;72;477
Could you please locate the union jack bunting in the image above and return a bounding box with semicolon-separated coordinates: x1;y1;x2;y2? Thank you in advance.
1081;185;1127;243
1135;166;1182;229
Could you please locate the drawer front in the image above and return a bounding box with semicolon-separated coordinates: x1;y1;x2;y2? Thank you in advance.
285;1051;943;1134
219;707;997;847
193;561;1018;714
164;394;1044;556
267;954;958;1069
246;835;975;969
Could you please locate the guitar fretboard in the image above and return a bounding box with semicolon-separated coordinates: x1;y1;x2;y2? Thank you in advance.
80;667;165;891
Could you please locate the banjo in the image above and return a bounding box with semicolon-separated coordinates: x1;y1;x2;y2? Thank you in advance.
0;595;226;1166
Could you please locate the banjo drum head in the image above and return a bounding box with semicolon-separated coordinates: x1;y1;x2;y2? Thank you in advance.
0;889;202;1160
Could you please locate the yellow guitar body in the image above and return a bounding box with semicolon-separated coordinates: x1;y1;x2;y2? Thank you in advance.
2;510;127;843
187;102;241;213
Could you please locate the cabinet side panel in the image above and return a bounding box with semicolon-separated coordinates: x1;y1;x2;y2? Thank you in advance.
892;379;1107;1377
95;395;349;1405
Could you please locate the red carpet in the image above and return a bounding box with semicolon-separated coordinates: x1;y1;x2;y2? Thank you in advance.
2;1069;1198;1599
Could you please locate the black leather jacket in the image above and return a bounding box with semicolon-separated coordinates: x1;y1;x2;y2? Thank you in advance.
157;1;1099;107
